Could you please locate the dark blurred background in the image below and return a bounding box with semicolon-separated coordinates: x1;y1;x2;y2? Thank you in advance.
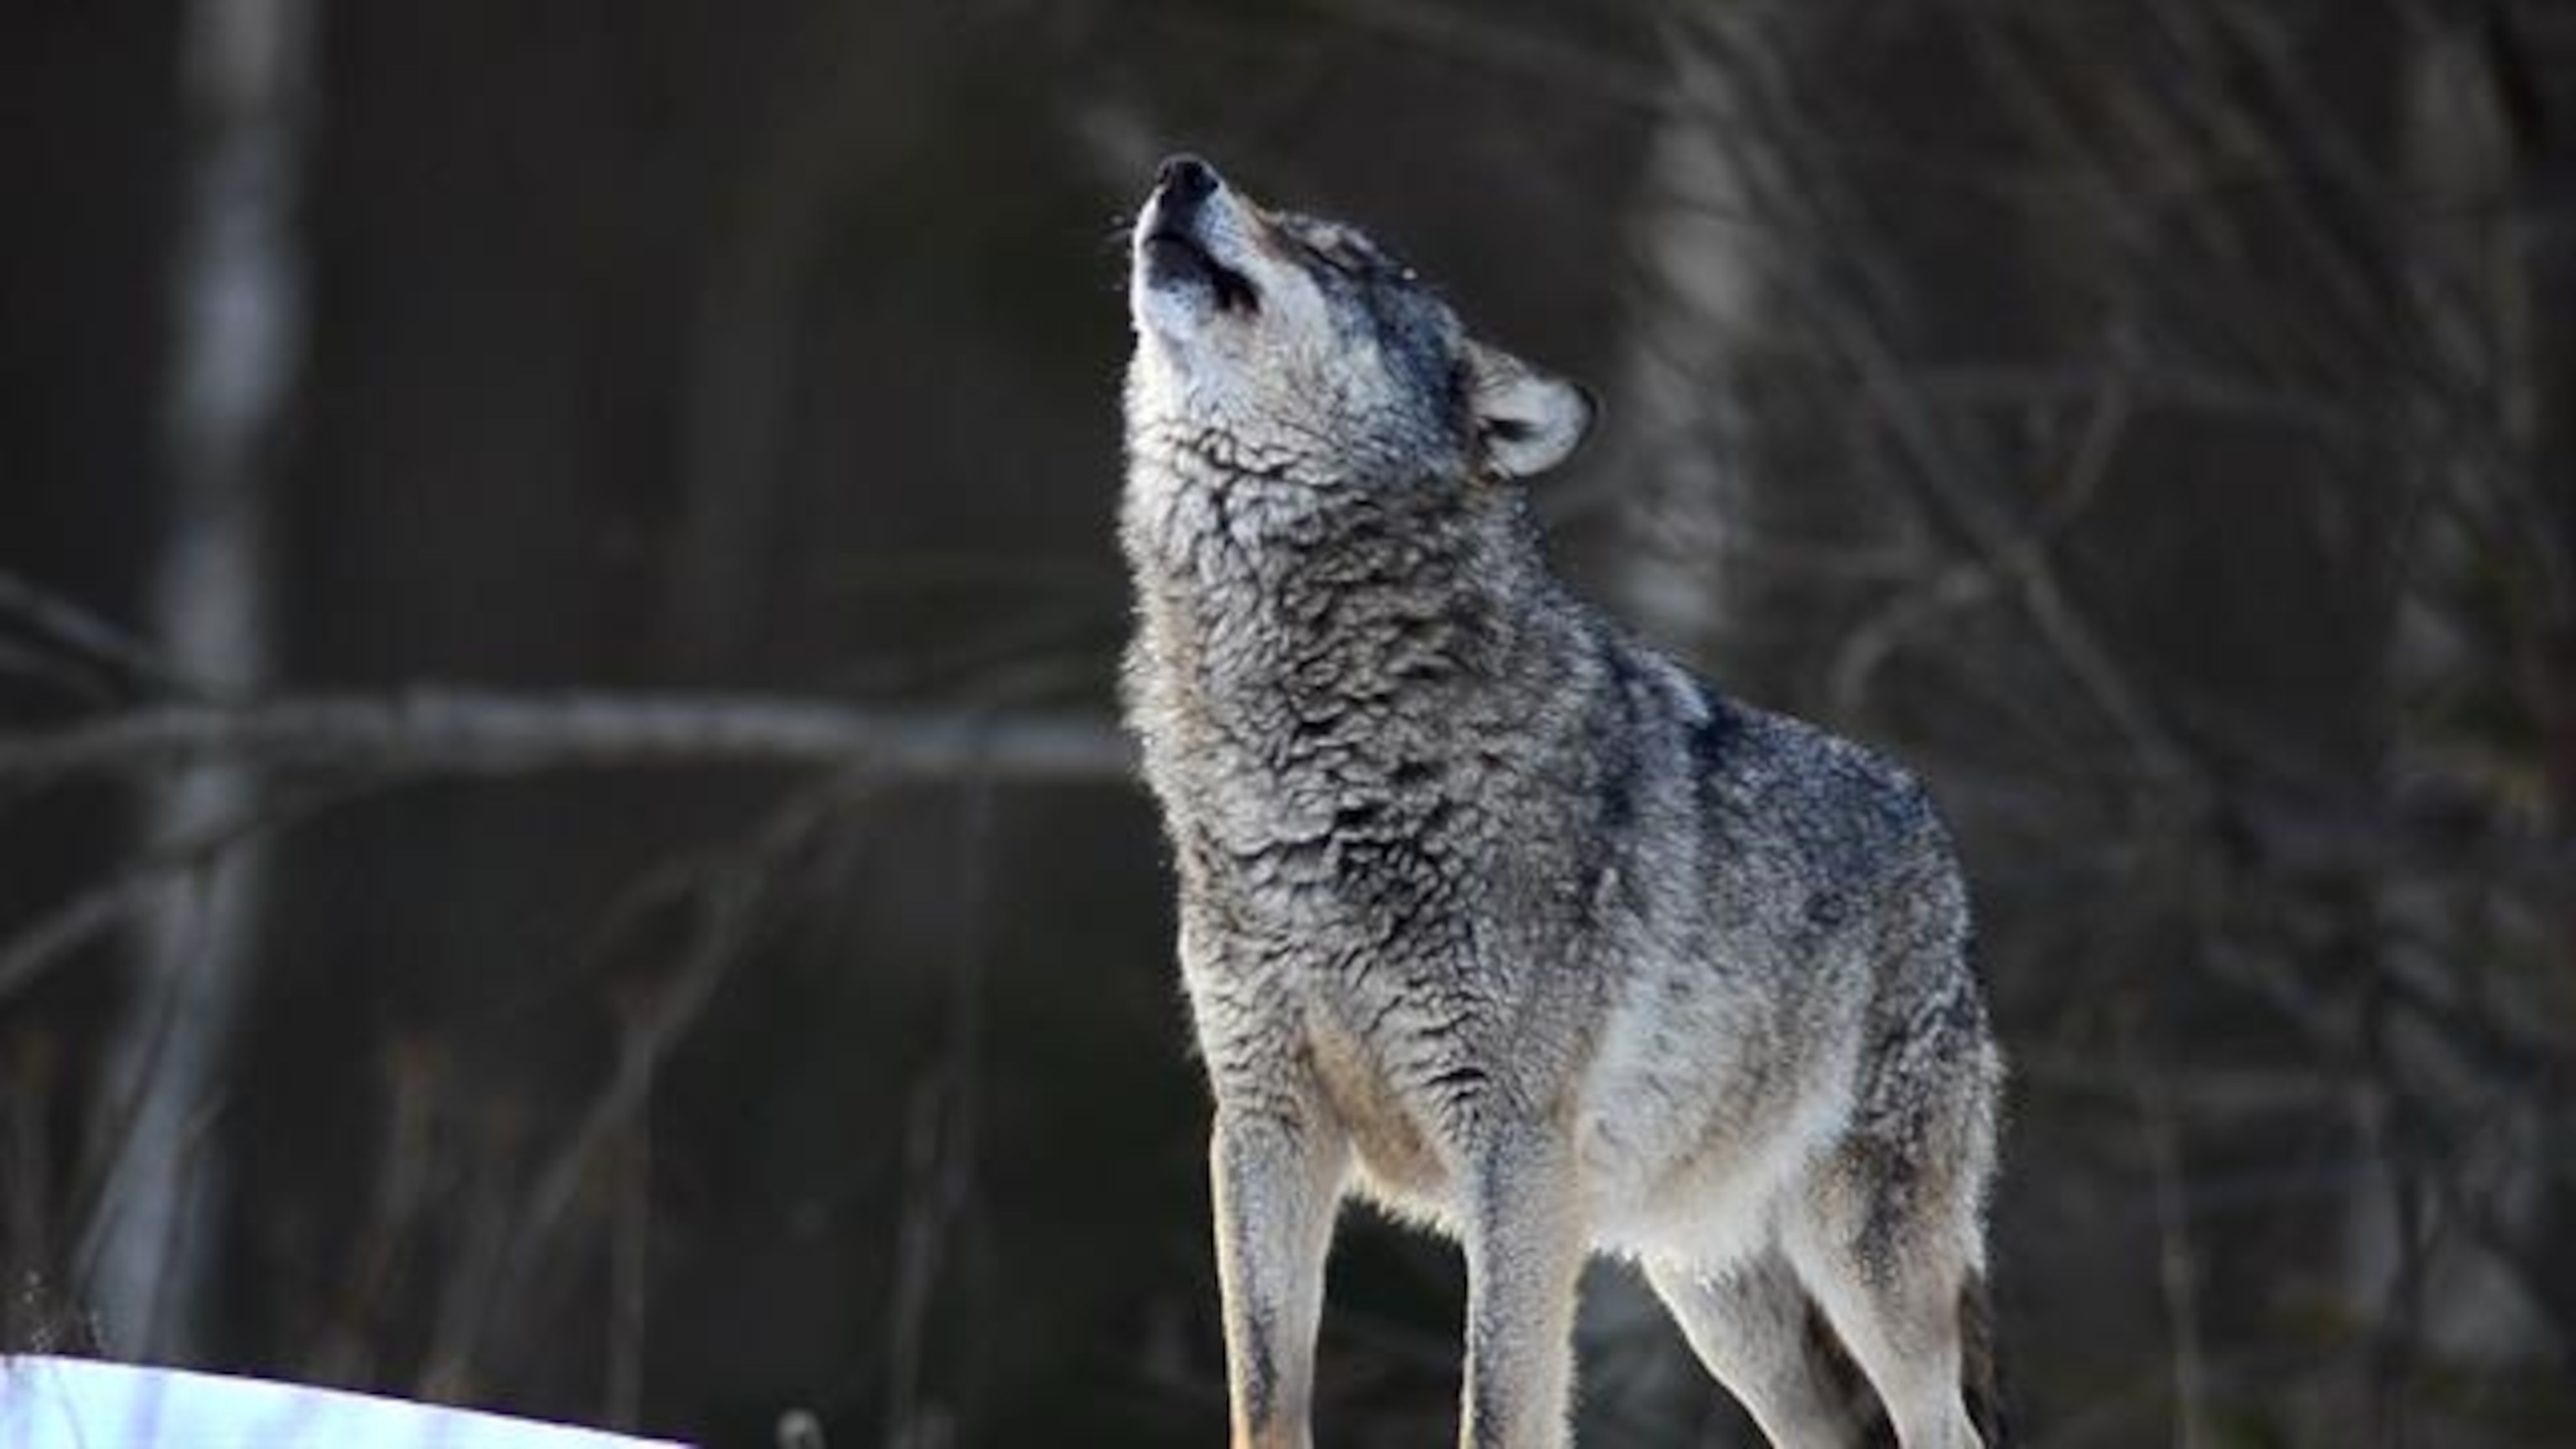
4;2;2573;1445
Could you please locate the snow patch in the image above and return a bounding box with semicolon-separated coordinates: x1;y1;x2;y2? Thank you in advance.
0;1356;688;1448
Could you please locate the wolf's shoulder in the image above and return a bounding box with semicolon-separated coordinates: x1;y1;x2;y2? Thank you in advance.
1697;694;1928;818
1674;683;1956;899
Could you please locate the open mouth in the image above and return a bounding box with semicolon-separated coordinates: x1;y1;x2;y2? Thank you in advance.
1142;229;1259;315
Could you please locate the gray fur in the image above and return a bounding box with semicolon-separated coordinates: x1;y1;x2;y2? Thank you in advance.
1119;157;2004;1449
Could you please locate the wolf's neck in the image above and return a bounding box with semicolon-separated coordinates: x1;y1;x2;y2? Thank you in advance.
1122;447;1548;693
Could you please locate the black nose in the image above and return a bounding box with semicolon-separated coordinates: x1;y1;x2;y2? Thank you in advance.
1156;153;1220;208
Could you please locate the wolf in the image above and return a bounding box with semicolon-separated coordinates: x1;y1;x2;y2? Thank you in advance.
1117;154;2006;1449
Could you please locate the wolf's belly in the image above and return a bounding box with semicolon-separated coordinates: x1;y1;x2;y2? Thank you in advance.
1570;969;1862;1263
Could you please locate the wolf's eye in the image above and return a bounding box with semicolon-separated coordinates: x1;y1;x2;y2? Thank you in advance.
1302;237;1363;276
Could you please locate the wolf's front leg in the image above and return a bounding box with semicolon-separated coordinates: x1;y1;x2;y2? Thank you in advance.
1459;1135;1587;1449
1210;1109;1348;1449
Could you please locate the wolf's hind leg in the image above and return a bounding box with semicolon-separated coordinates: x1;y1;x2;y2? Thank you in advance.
1781;1153;1990;1449
1645;1251;1888;1449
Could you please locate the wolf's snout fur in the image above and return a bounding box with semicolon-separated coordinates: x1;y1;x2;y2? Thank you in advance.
1119;158;2006;1449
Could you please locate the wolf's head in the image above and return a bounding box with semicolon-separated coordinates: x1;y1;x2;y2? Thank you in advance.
1126;155;1593;486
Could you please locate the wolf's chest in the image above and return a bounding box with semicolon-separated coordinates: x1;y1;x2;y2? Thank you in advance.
1176;820;1498;1209
1291;937;1544;1228
1302;1000;1458;1211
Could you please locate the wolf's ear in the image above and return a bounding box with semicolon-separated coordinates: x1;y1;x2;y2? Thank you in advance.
1465;340;1596;480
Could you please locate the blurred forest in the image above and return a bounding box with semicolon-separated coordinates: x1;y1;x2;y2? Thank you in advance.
3;1;2573;1446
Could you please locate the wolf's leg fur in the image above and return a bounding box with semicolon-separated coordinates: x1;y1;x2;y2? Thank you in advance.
1457;1135;1587;1449
1956;1270;2007;1448
1645;1252;1889;1448
1782;1156;1987;1449
1210;1112;1347;1449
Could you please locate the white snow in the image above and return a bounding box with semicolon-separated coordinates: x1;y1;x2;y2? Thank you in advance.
0;1356;689;1449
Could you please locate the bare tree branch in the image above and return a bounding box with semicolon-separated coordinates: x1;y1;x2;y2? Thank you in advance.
0;689;1137;787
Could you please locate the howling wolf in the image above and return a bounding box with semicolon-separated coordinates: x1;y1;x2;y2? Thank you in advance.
1118;154;2005;1449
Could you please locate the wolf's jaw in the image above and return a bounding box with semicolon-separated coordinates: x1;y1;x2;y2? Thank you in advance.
1142;231;1259;316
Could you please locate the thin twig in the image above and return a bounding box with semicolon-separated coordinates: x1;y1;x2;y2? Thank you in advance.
0;778;374;1000
884;785;995;1449
0;567;205;702
2123;1015;2211;1449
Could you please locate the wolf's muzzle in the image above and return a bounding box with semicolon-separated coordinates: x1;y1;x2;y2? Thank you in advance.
1140;153;1257;315
1155;153;1222;222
